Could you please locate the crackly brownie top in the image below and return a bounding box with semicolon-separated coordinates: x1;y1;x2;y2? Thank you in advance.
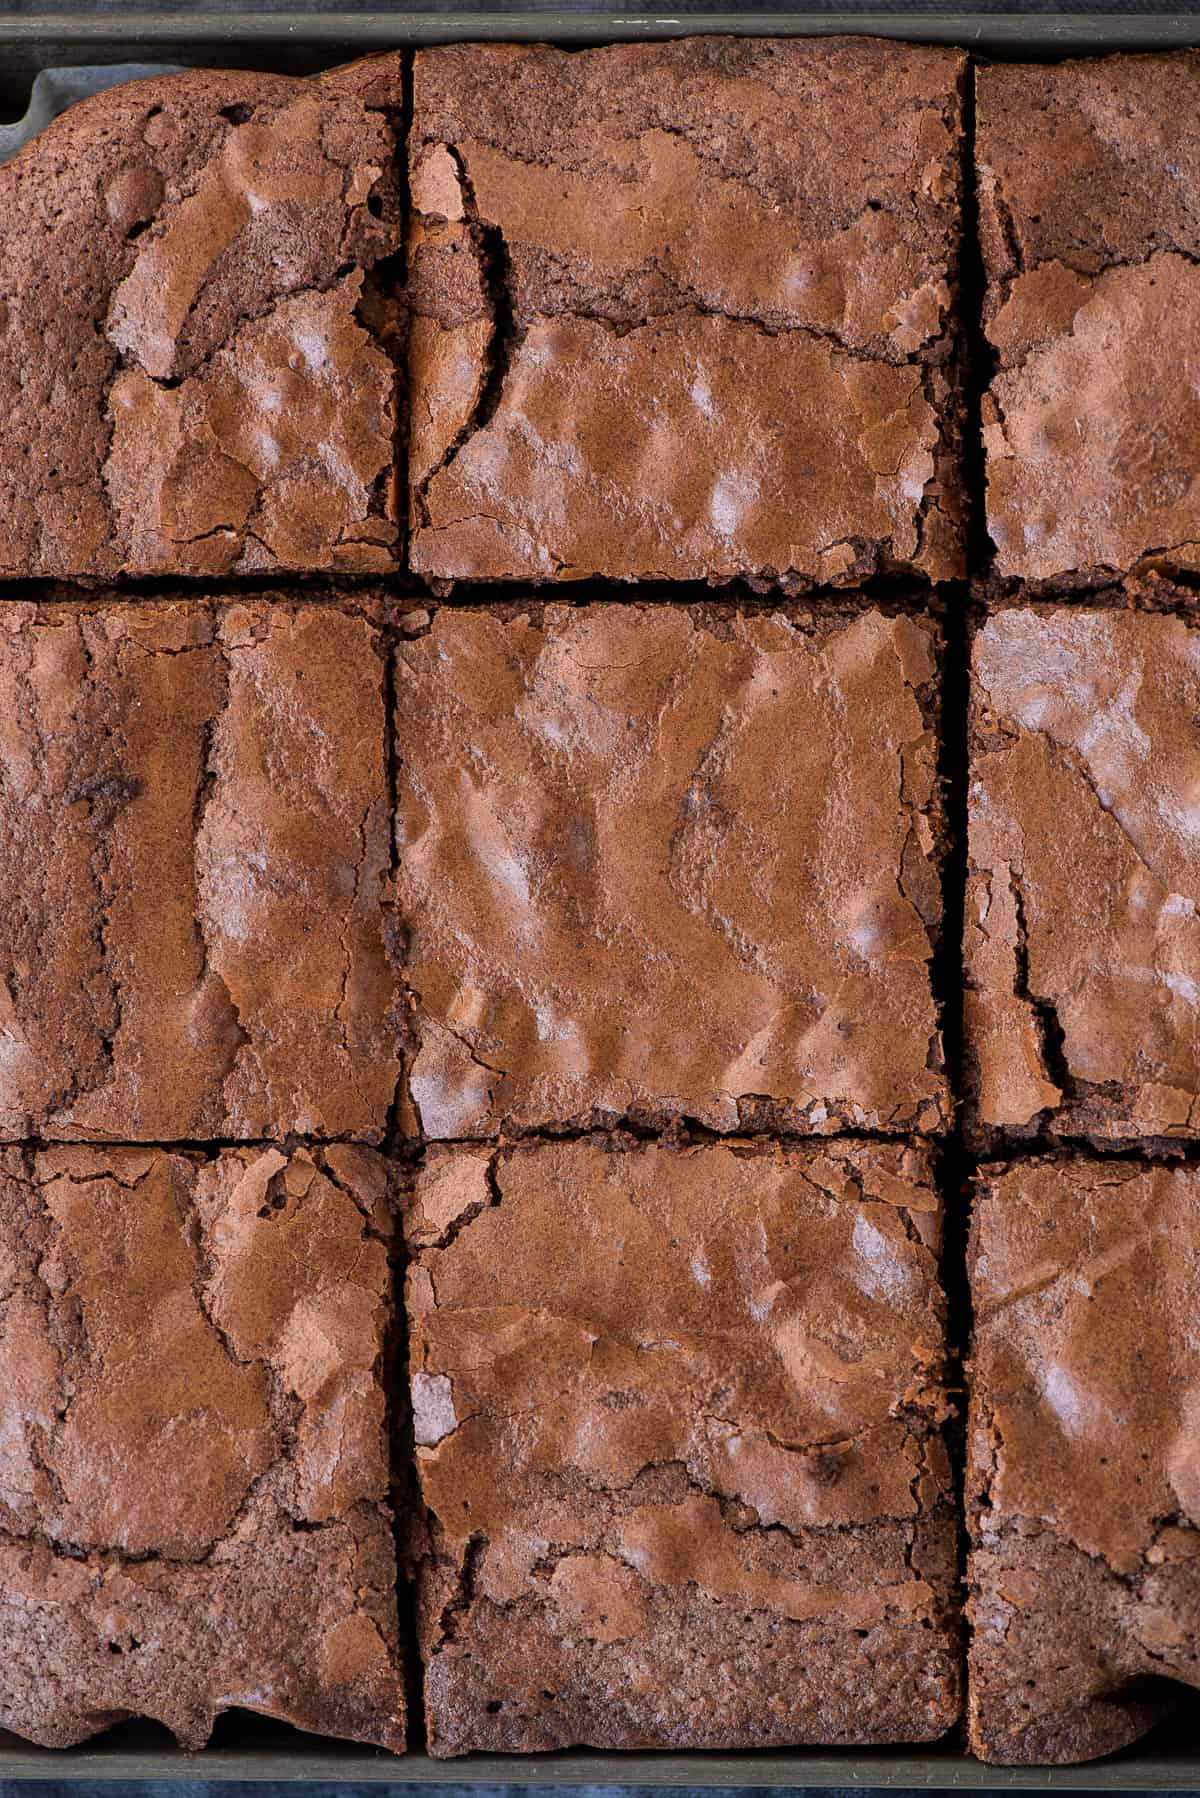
978;56;1200;583
0;1143;392;1554
411;36;963;349
966;604;1200;1147
394;602;947;1139
0;1142;404;1750
969;1156;1200;1576
409;1135;958;1752
407;37;965;585
976;54;1200;297
0;598;396;1142
0;60;403;577
409;1136;949;1583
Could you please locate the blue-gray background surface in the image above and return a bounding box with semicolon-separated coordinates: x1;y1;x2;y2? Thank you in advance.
12;1788;1187;1798
3;1;1200;12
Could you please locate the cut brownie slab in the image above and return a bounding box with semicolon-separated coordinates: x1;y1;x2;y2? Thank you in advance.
408;37;965;585
978;56;1200;587
0;60;403;577
0;598;396;1141
966;602;1200;1149
968;1156;1200;1764
394;601;948;1139
407;1137;959;1753
0;1143;405;1750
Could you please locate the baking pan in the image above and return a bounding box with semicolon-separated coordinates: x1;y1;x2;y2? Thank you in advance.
3;10;1200;114
1;8;1199;1787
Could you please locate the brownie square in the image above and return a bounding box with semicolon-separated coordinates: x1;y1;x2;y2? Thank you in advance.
394;601;949;1139
407;1136;959;1753
0;597;396;1141
965;602;1200;1149
0;1143;405;1750
967;1156;1200;1764
978;56;1200;587
0;61;404;578
407;37;965;586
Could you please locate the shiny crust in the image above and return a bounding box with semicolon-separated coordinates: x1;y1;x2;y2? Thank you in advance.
965;604;1200;1149
967;1157;1200;1763
407;37;966;584
978;56;1200;585
0;1143;405;1750
0;61;404;577
394;602;949;1139
407;1136;959;1753
0;598;397;1142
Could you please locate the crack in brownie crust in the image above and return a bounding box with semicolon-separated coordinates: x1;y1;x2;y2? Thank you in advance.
15;34;1200;1772
978;56;1200;586
407;38;966;585
0;1142;405;1750
393;600;949;1139
0;60;405;577
967;1157;1200;1764
0;597;397;1141
406;1136;959;1753
965;603;1200;1149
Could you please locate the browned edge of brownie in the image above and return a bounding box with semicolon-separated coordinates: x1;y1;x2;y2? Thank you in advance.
0;55;409;582
0;1141;408;1751
975;53;1200;595
966;1154;1200;1764
961;583;1200;1156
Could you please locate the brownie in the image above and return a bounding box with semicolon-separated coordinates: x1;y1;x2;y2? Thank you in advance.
394;602;949;1139
0;60;404;578
967;1156;1200;1764
965;602;1200;1150
0;1142;405;1750
407;37;965;586
0;598;396;1141
977;56;1200;587
407;1136;959;1753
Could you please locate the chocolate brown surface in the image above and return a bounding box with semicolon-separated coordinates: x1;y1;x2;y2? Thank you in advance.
0;60;403;577
394;602;948;1140
978;57;1200;586
967;1157;1200;1764
407;1137;959;1754
965;603;1200;1149
407;37;965;586
0;598;397;1141
0;1143;405;1750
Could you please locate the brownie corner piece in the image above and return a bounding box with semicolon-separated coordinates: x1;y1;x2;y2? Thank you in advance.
0;1142;406;1751
967;1155;1200;1764
407;1135;959;1754
0;57;404;578
394;599;949;1141
977;54;1200;587
407;37;966;586
0;595;397;1142
964;600;1200;1151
